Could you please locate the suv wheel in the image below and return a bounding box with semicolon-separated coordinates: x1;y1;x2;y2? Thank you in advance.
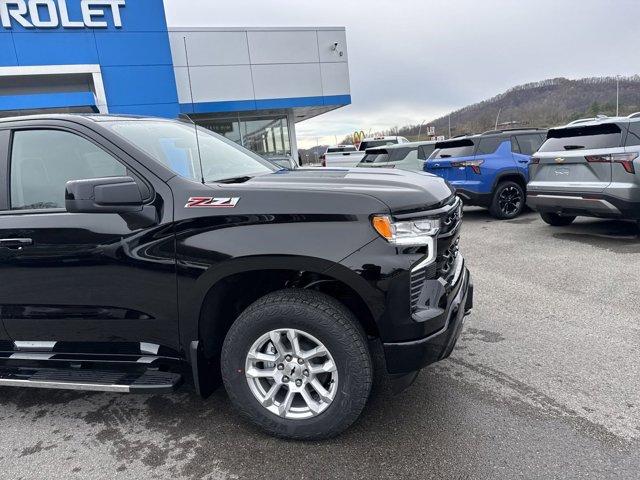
221;289;372;440
489;181;525;219
540;212;576;226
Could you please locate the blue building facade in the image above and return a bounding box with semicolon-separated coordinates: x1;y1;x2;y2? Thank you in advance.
0;0;352;159
0;0;179;117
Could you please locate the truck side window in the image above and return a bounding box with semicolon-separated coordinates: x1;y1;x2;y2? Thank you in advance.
10;130;127;210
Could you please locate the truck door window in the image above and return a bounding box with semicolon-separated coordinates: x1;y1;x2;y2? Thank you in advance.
10;130;127;210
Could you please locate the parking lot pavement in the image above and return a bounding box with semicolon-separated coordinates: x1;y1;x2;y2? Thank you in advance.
1;208;639;480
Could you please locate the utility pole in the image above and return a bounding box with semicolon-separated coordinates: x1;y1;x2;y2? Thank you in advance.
616;75;620;116
417;119;426;140
495;107;502;130
448;114;451;138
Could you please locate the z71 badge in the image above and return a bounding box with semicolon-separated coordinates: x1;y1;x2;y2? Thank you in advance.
185;197;240;208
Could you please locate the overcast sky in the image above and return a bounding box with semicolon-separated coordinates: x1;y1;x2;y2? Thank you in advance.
165;0;640;149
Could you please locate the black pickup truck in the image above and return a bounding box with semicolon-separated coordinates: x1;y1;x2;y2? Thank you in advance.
0;114;472;439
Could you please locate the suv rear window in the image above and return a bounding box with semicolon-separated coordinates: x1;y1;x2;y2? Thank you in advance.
360;149;389;163
431;139;475;158
539;124;622;152
361;147;415;164
359;140;397;150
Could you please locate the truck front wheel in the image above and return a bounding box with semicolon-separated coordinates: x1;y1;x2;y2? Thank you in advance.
221;289;372;440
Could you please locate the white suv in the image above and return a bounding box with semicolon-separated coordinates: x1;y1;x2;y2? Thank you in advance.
527;114;640;226
322;136;409;168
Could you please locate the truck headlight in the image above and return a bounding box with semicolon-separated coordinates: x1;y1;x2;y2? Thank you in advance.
371;215;440;246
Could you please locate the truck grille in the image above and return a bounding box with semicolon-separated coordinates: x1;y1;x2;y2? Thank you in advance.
410;263;436;309
436;237;460;278
440;203;462;234
409;197;463;311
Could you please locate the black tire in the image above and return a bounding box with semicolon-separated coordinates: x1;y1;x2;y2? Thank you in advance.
489;181;525;219
221;289;372;440
540;212;576;226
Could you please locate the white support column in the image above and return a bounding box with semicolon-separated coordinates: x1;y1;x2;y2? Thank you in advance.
91;69;109;113
287;109;299;166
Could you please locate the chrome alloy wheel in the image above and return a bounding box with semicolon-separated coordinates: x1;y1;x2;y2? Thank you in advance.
244;328;339;420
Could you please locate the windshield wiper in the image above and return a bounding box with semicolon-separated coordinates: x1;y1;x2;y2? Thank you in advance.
215;176;253;184
563;145;585;150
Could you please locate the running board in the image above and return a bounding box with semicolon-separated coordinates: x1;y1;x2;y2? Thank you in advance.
0;367;182;393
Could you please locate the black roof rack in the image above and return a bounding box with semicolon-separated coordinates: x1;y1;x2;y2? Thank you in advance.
480;127;547;135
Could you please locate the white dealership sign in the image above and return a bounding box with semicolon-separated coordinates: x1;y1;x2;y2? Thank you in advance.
0;0;125;29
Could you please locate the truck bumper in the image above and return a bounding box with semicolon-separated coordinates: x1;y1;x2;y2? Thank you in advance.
382;266;473;380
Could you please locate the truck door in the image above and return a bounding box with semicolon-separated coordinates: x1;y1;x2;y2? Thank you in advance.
0;130;13;349
0;125;179;351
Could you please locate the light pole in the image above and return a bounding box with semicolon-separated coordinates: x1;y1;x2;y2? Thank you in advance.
448;114;451;138
495;107;502;130
417;119;426;140
616;75;621;116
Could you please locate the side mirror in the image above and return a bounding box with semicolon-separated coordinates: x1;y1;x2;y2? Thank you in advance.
65;176;143;214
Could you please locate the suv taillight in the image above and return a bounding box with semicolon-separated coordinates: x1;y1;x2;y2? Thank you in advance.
451;159;484;174
586;153;638;174
530;157;540;165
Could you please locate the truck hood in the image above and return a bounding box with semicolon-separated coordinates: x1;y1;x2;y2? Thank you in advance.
224;168;455;213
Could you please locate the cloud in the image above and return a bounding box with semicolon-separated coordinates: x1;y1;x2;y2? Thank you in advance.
164;0;640;148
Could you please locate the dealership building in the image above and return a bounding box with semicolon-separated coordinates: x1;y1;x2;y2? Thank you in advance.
0;0;351;160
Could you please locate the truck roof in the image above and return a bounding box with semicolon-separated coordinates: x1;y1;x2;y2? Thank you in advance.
368;140;436;151
0;113;172;125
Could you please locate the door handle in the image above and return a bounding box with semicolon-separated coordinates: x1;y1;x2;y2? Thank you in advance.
0;238;33;249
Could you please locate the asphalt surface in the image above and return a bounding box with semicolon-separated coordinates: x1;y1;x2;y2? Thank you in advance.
1;208;639;479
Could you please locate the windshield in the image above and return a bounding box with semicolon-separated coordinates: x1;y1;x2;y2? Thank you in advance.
105;120;277;183
539;124;622;152
431;139;476;159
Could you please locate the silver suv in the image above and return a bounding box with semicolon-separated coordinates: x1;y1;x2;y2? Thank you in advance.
527;114;640;226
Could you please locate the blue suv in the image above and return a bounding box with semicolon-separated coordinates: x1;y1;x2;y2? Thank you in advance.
424;129;547;218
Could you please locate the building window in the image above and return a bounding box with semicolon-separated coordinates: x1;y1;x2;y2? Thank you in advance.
198;118;242;144
241;116;290;158
198;114;291;159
